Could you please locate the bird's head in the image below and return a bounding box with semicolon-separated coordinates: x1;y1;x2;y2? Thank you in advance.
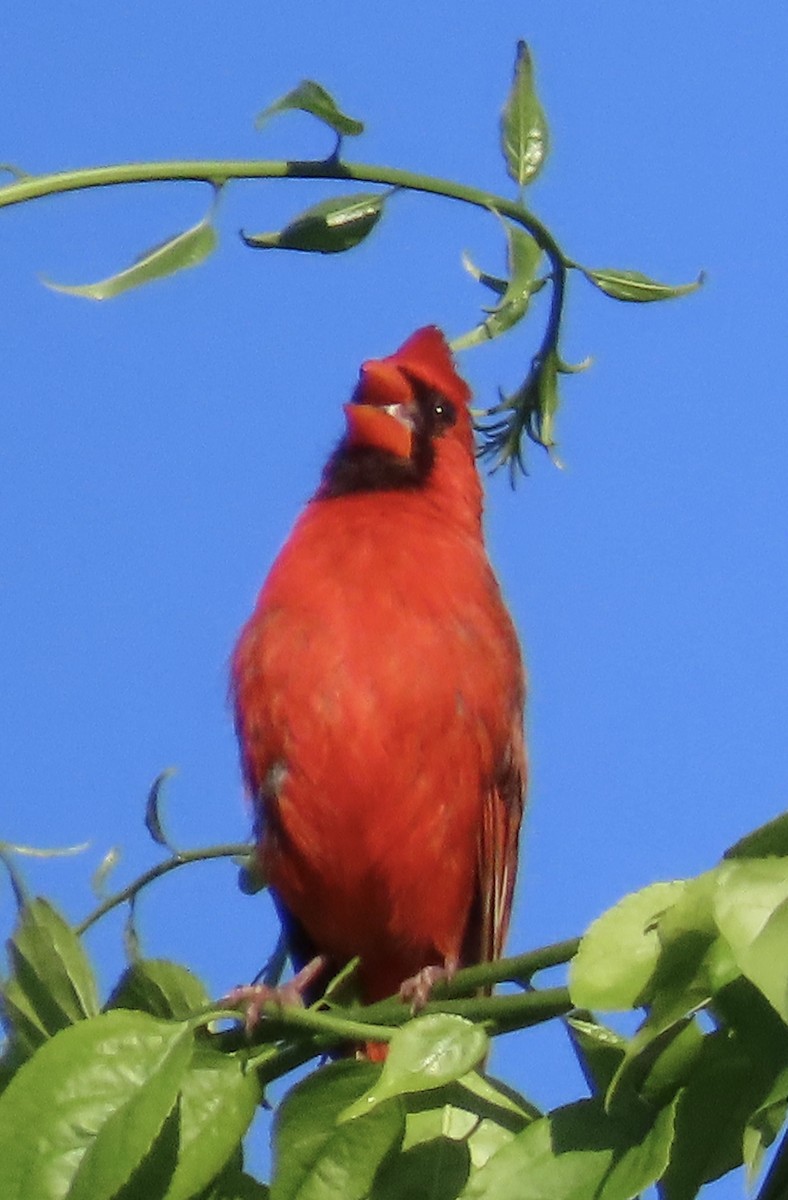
319;327;477;501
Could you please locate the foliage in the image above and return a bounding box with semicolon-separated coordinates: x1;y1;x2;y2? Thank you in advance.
0;43;700;479
3;805;788;1199
0;39;736;1200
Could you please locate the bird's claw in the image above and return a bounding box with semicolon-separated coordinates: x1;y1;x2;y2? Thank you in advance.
224;955;326;1035
399;958;458;1012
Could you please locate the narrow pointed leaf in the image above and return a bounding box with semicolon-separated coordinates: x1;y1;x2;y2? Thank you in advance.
461;251;507;297
452;220;542;350
145;767;179;851
255;80;364;137
44;217;217;300
243;192;387;255
500;41;549;188
0;1010;192;1200
0;838;89;859
3;898;99;1049
580;266;704;303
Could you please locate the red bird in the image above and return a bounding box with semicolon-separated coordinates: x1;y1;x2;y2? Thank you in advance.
231;327;525;1044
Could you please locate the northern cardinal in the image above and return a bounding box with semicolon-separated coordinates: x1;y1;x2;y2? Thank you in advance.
231;327;525;1049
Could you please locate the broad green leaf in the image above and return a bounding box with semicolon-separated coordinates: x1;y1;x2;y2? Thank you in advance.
3;897;99;1051
205;1166;270;1200
243;192;388;255
500;41;549;188
340;1016;488;1121
255;80;364;138
570;881;687;1010
725;810;788;860
580;266;704;303
271;1059;403;1200
145;767;179;851
452;221;542;350
714;858;788;1020
459;1094;679;1200
659;1027;779;1200
0;1010;192;1200
164;1042;262;1200
44;216;217;300
371;1137;471;1200
107;958;210;1020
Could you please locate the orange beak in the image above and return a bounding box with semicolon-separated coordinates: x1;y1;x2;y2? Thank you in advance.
343;358;416;459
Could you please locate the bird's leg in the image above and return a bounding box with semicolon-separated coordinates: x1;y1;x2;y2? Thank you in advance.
399;956;459;1011
224;955;327;1034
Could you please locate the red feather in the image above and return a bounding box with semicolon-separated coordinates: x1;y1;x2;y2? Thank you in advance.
232;327;526;1033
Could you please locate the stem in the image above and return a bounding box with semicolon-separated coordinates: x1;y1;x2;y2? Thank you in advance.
76;842;251;935
0;156;565;264
351;986;572;1033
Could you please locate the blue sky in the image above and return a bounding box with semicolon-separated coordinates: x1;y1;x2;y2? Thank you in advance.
2;1;787;1188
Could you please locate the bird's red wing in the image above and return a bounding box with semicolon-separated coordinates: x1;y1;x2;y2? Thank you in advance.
471;714;526;966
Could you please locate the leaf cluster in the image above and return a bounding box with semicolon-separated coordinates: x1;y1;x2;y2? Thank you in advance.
0;44;700;478
3;807;788;1198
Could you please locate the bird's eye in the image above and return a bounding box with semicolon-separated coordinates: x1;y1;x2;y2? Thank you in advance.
431;397;456;430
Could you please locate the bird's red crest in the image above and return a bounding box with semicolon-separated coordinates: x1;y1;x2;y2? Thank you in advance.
362;326;470;411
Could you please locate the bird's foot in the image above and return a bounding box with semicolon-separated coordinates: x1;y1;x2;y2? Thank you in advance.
224;955;327;1035
399;957;458;1012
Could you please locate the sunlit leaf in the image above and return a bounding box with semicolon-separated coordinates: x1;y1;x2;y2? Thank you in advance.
243;191;388;255
570;881;687;1011
714;858;788;1021
0;838;89;858
3;897;99;1054
0;1010;192;1200
165;1042;262;1200
580;266;704;303
271;1059;402;1200
452;220;542;350
44;216;217;300
255;80;364;138
460;1093;679;1200
107;958;210;1020
500;41;549;189
460;251;507;298
341;1015;488;1121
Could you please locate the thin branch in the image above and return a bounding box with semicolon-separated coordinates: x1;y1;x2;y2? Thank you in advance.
76;842;252;935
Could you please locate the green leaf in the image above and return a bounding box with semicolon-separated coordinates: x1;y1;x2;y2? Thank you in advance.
44;216;217;300
459;1094;679;1200
271;1059;403;1200
500;41;549;188
371;1137;471;1200
570;881;687;1010
3;897;99;1052
452;220;542;351
725;810;788;859
164;1041;262;1200
460;251;507;298
340;1015;488;1121
536;350;561;453
107;958;210;1020
0;1010;192;1200
243;192;388;256
714;858;788;1021
145;767;179;851
255;80;364;138
204;1165;270;1200
566;1016;628;1097
580;266;704;303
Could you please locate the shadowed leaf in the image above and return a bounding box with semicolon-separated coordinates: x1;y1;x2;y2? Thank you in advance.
255;80;364;138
